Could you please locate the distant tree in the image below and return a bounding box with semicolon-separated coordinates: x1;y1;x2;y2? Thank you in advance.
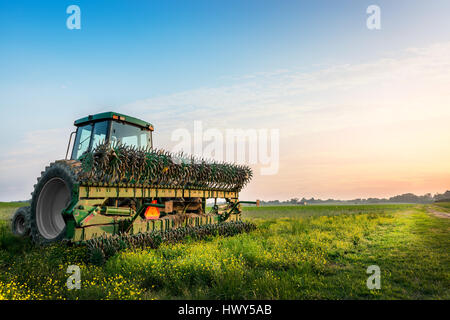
389;193;420;203
259;191;445;206
434;190;450;202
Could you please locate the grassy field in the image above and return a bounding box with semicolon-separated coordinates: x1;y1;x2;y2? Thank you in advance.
0;202;27;220
0;203;448;299
435;202;450;211
242;204;412;219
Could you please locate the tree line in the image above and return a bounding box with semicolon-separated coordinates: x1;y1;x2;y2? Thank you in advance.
260;190;450;205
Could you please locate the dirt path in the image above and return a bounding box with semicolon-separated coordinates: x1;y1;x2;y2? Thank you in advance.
426;206;450;219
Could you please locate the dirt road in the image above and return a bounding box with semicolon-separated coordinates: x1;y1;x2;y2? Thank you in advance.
427;206;450;219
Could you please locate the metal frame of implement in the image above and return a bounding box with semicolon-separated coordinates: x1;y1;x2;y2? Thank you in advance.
63;183;258;242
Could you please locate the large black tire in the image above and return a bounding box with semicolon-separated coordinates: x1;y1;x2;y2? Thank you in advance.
30;160;81;244
11;206;31;237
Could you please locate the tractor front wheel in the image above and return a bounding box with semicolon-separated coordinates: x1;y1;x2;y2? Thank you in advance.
30;161;80;244
11;206;31;237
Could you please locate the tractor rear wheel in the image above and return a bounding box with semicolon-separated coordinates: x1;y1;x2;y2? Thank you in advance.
30;161;80;244
11;206;31;237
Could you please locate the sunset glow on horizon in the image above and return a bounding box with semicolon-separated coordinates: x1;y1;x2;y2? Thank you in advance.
1;1;449;201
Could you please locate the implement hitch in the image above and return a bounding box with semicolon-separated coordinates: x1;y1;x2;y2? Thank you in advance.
219;200;260;222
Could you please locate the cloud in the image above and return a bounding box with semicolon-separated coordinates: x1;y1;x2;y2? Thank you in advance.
0;128;71;201
122;41;450;140
1;42;450;200
120;41;450;199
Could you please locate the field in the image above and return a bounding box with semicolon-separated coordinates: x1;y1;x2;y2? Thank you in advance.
0;202;449;300
435;202;450;211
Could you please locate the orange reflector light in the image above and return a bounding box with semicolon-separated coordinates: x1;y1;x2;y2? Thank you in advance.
144;201;160;220
112;115;119;120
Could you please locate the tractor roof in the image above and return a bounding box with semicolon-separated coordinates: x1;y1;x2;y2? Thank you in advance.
74;111;154;131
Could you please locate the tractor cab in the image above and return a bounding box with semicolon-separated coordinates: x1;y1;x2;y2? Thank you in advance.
68;112;154;160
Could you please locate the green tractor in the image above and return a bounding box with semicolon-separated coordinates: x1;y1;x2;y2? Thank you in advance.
12;112;257;244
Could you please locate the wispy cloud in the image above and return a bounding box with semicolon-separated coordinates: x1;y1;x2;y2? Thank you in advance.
0;129;71;201
121;42;450;199
122;42;450;139
1;42;450;201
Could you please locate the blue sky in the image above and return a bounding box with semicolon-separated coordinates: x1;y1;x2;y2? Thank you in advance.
1;1;450;201
1;1;449;112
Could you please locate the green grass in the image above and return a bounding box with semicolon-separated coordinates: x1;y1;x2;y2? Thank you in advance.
0;204;448;299
434;202;450;211
0;202;27;221
241;204;414;219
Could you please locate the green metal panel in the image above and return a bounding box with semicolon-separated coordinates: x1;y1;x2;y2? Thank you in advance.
74;111;154;130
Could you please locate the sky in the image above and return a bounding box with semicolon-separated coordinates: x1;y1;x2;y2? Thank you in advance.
0;0;449;201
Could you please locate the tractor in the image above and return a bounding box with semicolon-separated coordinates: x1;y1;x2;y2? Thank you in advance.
11;112;257;244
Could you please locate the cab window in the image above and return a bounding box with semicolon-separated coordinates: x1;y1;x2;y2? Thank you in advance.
110;122;150;149
92;121;108;148
71;124;92;159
